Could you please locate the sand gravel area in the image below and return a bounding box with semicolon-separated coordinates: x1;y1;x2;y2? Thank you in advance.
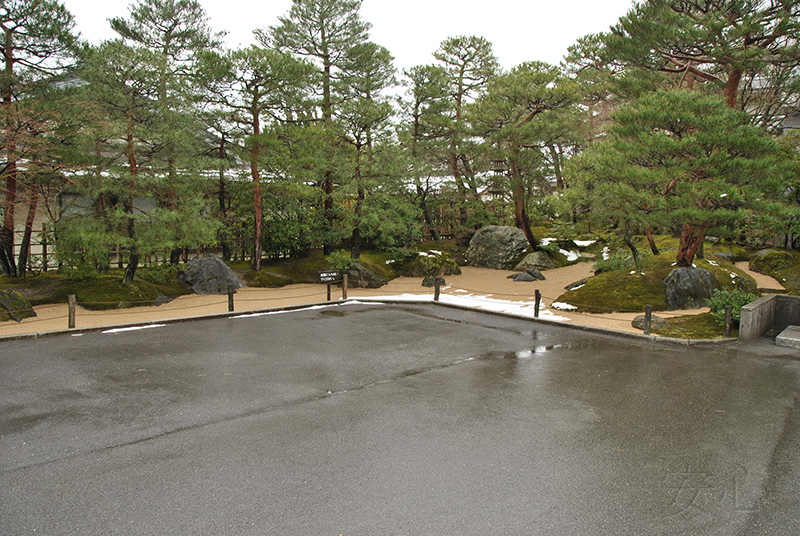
0;261;784;339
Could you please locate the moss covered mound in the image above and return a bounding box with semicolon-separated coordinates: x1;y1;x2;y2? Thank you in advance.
392;251;462;278
0;289;36;322
237;250;399;288
1;268;193;311
749;249;800;294
554;253;758;313
243;271;294;287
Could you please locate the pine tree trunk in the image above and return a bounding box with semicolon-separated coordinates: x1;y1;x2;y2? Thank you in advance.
646;226;659;255
675;224;708;267
16;179;38;278
250;110;262;271
512;169;538;250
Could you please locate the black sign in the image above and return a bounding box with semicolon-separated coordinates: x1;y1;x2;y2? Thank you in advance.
318;270;340;283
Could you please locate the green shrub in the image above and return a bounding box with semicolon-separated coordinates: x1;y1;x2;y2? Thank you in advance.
389;249;461;277
326;250;352;272
706;288;757;327
594;248;633;273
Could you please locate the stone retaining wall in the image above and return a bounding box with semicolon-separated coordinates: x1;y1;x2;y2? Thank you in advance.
739;294;800;343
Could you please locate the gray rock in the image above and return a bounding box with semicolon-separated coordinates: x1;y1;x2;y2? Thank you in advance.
177;255;243;295
565;278;588;291
714;251;735;264
464;225;530;270
513;251;557;271
631;315;670;331
0;289;36;322
508;269;546;282
731;273;759;295
663;267;718;310
346;262;387;288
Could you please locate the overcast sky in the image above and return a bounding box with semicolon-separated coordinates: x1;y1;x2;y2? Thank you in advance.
61;0;636;71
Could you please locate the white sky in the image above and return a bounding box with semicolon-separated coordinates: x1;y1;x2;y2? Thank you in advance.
61;0;636;71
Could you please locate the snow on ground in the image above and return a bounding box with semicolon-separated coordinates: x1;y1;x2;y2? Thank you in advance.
352;292;572;322
229;292;573;322
103;324;167;334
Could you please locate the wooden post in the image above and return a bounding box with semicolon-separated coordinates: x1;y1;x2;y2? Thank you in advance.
644;305;652;335
327;283;332;301
534;290;541;318
68;295;76;329
434;277;442;301
724;305;733;338
342;274;348;300
228;285;235;312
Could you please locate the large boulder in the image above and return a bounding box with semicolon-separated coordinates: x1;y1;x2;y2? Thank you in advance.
346;262;387;288
0;289;36;322
464;225;530;270
177;256;243;295
664;267;718;310
513;251;557;272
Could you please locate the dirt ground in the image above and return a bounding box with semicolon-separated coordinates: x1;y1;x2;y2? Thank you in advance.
0;261;783;338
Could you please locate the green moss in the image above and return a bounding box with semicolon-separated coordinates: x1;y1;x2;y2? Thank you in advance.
238;249;400;288
750;249;798;274
555;251;758;313
0;268;192;310
652;313;736;339
747;250;800;294
243;271;294;287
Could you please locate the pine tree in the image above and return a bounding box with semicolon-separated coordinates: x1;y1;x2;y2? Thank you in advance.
0;0;79;276
265;0;371;255
570;89;786;267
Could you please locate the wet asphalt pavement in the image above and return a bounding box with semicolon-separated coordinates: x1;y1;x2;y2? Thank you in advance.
1;302;799;535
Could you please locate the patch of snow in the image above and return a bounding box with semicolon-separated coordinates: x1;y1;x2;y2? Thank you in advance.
570;284;585;291
551;302;578;311
602;247;610;260
354;293;572;321
429;250;442;255
708;260;719;266
541;238;557;245
561;249;581;261
574;240;596;247
103;324;166;334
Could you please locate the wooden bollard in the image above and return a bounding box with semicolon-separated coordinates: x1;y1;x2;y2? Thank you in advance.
724;305;733;338
534;290;541;318
228;285;235;312
644;304;652;335
68;295;76;329
342;274;348;300
434;277;443;301
327;283;332;301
